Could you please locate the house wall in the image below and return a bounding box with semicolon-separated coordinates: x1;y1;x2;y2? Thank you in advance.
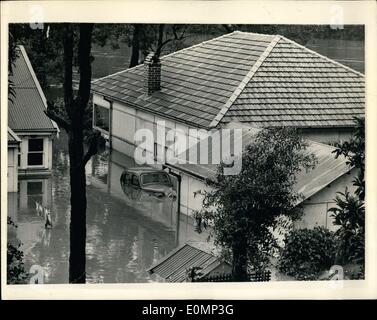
180;173;208;216
93;94;205;165
16;133;54;175
7;146;19;192
295;168;357;232
176;167;357;234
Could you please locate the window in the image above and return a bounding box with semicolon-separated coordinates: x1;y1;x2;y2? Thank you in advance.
27;181;43;208
141;172;170;186
27;181;43;195
94;104;110;132
131;174;140;187
28;138;44;166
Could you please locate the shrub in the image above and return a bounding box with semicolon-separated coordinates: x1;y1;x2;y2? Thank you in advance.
278;226;336;280
328;188;365;267
7;217;29;284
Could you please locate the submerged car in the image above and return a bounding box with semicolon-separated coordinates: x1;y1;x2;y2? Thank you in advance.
120;167;177;200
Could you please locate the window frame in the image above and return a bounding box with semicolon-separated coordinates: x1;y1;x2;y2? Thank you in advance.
27;138;44;167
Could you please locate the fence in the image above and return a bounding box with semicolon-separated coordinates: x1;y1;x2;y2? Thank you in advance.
194;270;271;282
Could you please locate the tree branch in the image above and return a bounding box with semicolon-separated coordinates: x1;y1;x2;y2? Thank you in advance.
81;130;104;167
45;101;71;131
44;109;70;132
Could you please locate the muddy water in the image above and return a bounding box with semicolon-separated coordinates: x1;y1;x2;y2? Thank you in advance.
8;133;207;283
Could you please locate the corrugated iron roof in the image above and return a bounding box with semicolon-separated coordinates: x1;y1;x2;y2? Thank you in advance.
168;122;352;204
148;241;227;282
92;31;364;129
8;46;57;132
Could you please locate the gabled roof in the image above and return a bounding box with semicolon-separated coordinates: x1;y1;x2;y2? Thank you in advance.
148;241;229;282
7;127;21;145
8;46;57;133
92;31;364;129
167;122;353;204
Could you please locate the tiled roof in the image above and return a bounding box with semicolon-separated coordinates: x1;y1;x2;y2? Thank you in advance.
220;36;365;128
8;46;57;132
7;127;21;145
92;32;275;128
148;241;227;282
92;31;364;129
168;122;352;204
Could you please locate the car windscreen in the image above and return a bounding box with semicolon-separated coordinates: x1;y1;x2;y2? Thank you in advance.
141;172;170;186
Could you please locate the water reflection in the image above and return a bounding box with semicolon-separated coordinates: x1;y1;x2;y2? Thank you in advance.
8;132;207;283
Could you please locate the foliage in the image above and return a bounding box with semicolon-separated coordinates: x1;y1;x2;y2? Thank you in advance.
278;227;337;280
329;189;365;266
328;117;365;276
10;24;363;88
7;217;29;284
194;127;317;280
220;24;364;44
332;117;365;200
8;31;20;102
186;267;204;282
9;24;67;89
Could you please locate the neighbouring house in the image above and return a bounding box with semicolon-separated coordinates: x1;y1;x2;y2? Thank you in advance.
91;31;362;228
8;45;59;180
7;128;21;192
148;241;231;282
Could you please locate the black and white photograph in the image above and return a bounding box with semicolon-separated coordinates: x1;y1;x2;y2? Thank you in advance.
1;0;376;301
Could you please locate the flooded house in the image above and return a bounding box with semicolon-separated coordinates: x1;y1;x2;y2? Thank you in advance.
91;31;364;229
8;46;59;185
8;45;58;217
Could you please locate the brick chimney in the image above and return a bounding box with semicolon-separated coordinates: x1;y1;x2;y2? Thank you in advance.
144;52;161;95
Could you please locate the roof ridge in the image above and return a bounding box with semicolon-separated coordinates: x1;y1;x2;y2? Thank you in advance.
234;30;279;38
92;31;239;84
280;36;365;78
209;35;281;128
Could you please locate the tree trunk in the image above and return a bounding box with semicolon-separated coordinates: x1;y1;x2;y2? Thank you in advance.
45;23;94;284
231;235;248;281
129;24;141;68
68;130;87;283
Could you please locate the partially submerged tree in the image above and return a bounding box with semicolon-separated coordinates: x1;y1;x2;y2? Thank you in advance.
194;128;316;281
45;23;104;283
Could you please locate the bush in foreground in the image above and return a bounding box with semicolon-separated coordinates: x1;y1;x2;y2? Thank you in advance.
278;226;336;280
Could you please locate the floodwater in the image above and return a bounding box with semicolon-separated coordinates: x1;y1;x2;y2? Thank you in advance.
8;133;207;283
